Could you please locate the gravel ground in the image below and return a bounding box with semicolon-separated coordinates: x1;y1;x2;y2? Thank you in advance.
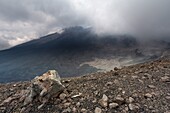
0;57;170;113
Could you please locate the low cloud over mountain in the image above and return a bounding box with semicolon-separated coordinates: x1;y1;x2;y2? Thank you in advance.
0;0;170;50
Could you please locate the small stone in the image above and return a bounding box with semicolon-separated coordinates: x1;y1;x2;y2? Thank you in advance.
13;84;17;87
0;107;6;110
114;67;119;71
59;93;67;100
165;73;169;76
151;92;158;96
67;98;72;102
144;73;152;79
72;93;82;98
64;102;71;108
129;104;139;111
118;88;122;91
114;80;119;84
114;96;125;105
132;93;138;98
149;106;154;110
148;85;155;89
81;108;87;113
109;102;119;109
76;102;81;107
92;98;97;103
38;104;45;110
94;107;102;113
166;96;170;100
62;79;71;83
113;71;119;76
164;111;170;113
2;97;13;104
161;76;170;82
138;79;144;84
127;97;135;103
20;107;26;113
94;91;99;95
105;82;113;86
63;107;71;113
72;107;77;112
134;71;140;74
125;107;129;111
122;91;126;94
98;94;108;107
144;93;152;98
132;76;138;79
102;95;109;102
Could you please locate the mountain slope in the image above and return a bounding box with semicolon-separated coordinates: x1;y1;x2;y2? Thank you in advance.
0;26;169;83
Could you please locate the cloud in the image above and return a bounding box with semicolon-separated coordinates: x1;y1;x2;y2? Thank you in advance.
0;36;10;50
0;0;170;50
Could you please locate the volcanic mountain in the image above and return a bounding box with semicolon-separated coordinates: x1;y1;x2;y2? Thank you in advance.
0;26;169;83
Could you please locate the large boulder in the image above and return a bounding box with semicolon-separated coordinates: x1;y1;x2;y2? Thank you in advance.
23;70;65;109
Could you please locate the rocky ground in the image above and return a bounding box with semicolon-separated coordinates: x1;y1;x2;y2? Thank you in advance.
0;57;170;113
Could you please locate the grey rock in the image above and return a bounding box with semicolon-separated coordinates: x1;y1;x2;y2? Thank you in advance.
81;108;87;113
161;76;170;82
72;107;77;112
1;97;13;105
132;76;138;79
94;107;102;113
145;93;152;98
114;95;125;105
105;82;113;86
148;85;156;89
23;70;65;108
149;106;154;110
71;93;82;98
166;96;170;100
109;102;119;109
38;104;45;110
59;93;67;100
62;107;71;113
164;111;170;113
129;104;139;111
76;102;81;107
126;97;135;103
98;94;108;107
64;102;71;108
144;73;152;79
114;80;120;84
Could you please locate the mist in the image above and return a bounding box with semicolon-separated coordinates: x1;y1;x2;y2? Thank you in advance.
0;0;170;50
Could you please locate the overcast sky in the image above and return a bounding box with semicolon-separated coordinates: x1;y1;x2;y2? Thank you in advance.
0;0;170;50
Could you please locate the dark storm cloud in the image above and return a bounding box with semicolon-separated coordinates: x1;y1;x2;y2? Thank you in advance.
0;0;170;50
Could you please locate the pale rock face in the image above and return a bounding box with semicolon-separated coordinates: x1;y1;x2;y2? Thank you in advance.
23;70;65;109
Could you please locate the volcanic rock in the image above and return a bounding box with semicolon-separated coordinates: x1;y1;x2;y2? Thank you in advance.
24;70;65;109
